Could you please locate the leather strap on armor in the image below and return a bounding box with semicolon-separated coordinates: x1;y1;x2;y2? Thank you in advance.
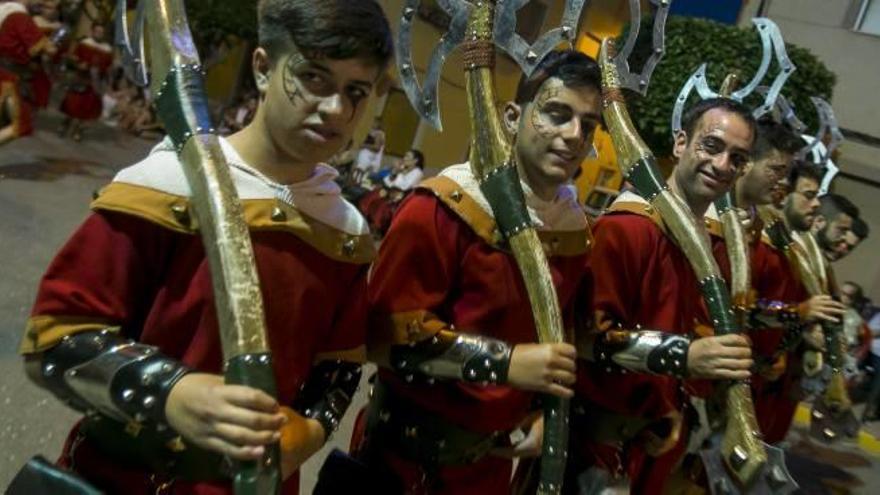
292;360;362;440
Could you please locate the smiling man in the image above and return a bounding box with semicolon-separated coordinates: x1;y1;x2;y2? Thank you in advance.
572;98;757;494
19;1;391;494
356;50;599;494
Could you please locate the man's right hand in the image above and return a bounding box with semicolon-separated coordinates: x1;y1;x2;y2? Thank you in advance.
508;343;576;398
686;334;753;380
165;373;287;460
800;295;847;323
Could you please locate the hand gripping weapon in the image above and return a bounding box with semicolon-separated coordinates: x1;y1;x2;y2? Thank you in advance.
395;1;671;492
599;36;796;494
115;2;281;493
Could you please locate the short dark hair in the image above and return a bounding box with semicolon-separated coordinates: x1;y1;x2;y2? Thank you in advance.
681;98;756;144
409;149;425;170
514;50;602;104
819;193;859;221
787;159;822;187
852;216;869;240
258;0;393;68
753;118;803;159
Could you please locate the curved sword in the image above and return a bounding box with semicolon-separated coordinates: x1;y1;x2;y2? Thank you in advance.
671;18;795;135
115;1;280;493
114;0;148;87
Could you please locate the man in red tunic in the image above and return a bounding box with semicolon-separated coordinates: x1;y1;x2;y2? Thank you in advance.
0;0;56;143
20;1;392;494
705;121;846;445
572;99;757;494
58;23;113;141
356;50;601;495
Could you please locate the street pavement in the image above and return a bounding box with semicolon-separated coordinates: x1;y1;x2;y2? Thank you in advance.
1;112;878;494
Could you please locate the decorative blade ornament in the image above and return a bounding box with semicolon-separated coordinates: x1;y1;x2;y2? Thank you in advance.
671;18;795;135
756;87;806;133
115;1;280;493
114;0;148;87
798;97;843;195
396;0;472;130
612;0;672;95
493;0;587;76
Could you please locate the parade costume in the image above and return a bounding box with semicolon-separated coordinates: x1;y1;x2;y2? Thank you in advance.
0;2;50;138
706;208;810;444
358;166;425;235
357;163;590;494
60;36;113;122
573;191;714;494
20;138;373;494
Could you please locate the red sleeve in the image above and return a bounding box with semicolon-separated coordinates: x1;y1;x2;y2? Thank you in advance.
367;190;460;316
24;211;176;352
588;213;651;329
1;13;45;63
317;265;370;358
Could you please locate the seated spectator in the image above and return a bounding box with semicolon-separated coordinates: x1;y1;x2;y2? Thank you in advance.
358;149;425;236
349;127;385;186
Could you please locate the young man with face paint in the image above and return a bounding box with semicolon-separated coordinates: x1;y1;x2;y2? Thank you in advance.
19;1;392;493
704;121;846;444
356;50;600;494
571;99;758;493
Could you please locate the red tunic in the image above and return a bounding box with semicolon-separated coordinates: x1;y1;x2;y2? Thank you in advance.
575;200;715;494
364;176;591;494
23;174;373;494
0;7;47;136
60;38;113;121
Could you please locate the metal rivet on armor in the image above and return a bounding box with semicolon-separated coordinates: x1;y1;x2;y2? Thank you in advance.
171;204;189;225
450;190;463;203
304;408;312;416
142;375;153;386
243;355;254;364
161;363;174;373
259;355;270;364
812;409;824;420
467;369;477;379
526;51;538;62
405;374;414;383
271;206;286;222
342;238;357;257
379;411;391;422
143;396;156;409
43;363;56;376
426;378;435;385
767;465;788;488
823;428;836;440
483;358;491;369
122;389;135;402
489;371;498;382
405;426;418;438
403;7;415;19
67;369;78;377
729;445;748;470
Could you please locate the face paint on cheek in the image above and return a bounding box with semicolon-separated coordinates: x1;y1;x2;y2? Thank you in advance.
346;92;365;123
282;53;309;107
530;81;563;140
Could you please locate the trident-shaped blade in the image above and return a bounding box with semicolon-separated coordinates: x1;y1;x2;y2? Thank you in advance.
671;18;796;135
494;0;587;76
396;0;472;130
757;86;807;133
798;97;843;167
114;0;148;87
612;0;672;95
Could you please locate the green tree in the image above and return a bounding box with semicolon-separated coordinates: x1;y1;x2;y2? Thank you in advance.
622;15;836;158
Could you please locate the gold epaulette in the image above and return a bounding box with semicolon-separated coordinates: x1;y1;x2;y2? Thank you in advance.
605;201;667;234
419;176;592;257
91;182;375;264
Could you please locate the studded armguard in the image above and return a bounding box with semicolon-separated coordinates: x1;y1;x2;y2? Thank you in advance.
37;331;191;426
593;330;690;379
747;299;804;329
291;360;361;440
389;330;512;385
